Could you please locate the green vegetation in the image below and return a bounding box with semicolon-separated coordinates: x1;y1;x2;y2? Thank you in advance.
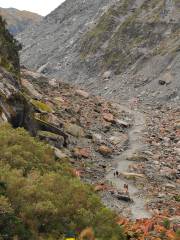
163;219;170;230
0;15;21;78
81;0;175;74
81;0;135;57
174;195;180;202
31;99;53;113
175;229;180;239
0;123;125;239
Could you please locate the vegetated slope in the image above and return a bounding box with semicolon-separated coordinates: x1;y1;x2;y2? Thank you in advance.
0;15;125;240
0;7;42;35
0;16;21;77
18;0;180;103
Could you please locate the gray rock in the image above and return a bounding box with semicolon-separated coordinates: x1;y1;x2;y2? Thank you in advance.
17;0;180;105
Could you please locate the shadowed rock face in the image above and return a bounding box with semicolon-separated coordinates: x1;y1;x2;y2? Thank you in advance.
17;0;180;104
0;7;42;35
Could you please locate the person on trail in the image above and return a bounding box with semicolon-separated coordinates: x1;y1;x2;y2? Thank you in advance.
116;171;119;177
114;172;116;177
124;184;129;194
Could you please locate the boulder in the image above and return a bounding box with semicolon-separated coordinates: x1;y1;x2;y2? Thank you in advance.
159;79;166;85
103;112;114;122
64;123;85;137
165;183;176;189
115;119;130;128
53;147;69;160
38;130;64;148
21;78;42;99
73;147;91;158
98;145;112;156
109;133;128;145
121;172;145;179
49;78;59;87
175;120;180;130
160;167;177;179
126;153;148;161
92;133;103;144
102;71;111;79
30;99;53;113
75;89;89;98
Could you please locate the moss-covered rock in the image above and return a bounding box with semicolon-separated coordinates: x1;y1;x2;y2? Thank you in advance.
30;99;53;113
38;130;64;148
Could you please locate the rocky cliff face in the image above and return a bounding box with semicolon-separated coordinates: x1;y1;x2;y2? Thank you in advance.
18;0;180;104
0;7;42;35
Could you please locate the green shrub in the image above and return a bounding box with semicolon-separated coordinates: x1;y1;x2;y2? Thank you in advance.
0;124;125;239
0;15;21;78
163;218;170;230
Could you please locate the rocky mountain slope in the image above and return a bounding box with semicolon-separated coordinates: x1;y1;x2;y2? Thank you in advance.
0;15;126;240
18;0;180;103
0;7;42;35
1;14;180;239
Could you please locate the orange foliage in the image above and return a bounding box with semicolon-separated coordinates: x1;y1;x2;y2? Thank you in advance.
117;214;178;240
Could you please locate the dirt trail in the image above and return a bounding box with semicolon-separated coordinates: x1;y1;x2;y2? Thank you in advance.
106;103;152;220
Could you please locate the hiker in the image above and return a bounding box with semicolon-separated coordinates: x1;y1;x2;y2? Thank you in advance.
116;170;119;177
123;184;129;194
113;172;116;177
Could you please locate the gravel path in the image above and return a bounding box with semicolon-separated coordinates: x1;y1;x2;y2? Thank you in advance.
106;103;152;219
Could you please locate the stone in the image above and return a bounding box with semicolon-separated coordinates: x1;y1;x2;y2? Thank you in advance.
103;113;114;122
75;89;89;98
115;119;130;128
30;99;53;113
21;79;42;99
175;120;180;130
126;153;148;162
160;167;177;179
94;183;107;192
109;133;128;145
159;79;166;85
98;145;112;156
121;172;145;179
115;193;132;202
165;183;176;189
64;123;85;137
73;147;91;158
102;71;111;79
38;130;64;148
92;133;103;144
174;147;180;156
49;78;59;87
53;147;68;160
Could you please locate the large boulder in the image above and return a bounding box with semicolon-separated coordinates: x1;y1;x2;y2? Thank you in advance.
64;123;85;137
98;145;112;156
38;130;64;148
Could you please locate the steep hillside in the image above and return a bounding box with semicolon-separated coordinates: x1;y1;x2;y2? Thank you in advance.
1;13;180;240
0;14;125;240
0;16;21;78
18;0;180;103
0;7;42;35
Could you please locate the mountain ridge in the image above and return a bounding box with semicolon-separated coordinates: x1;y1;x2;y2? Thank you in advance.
0;7;42;35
